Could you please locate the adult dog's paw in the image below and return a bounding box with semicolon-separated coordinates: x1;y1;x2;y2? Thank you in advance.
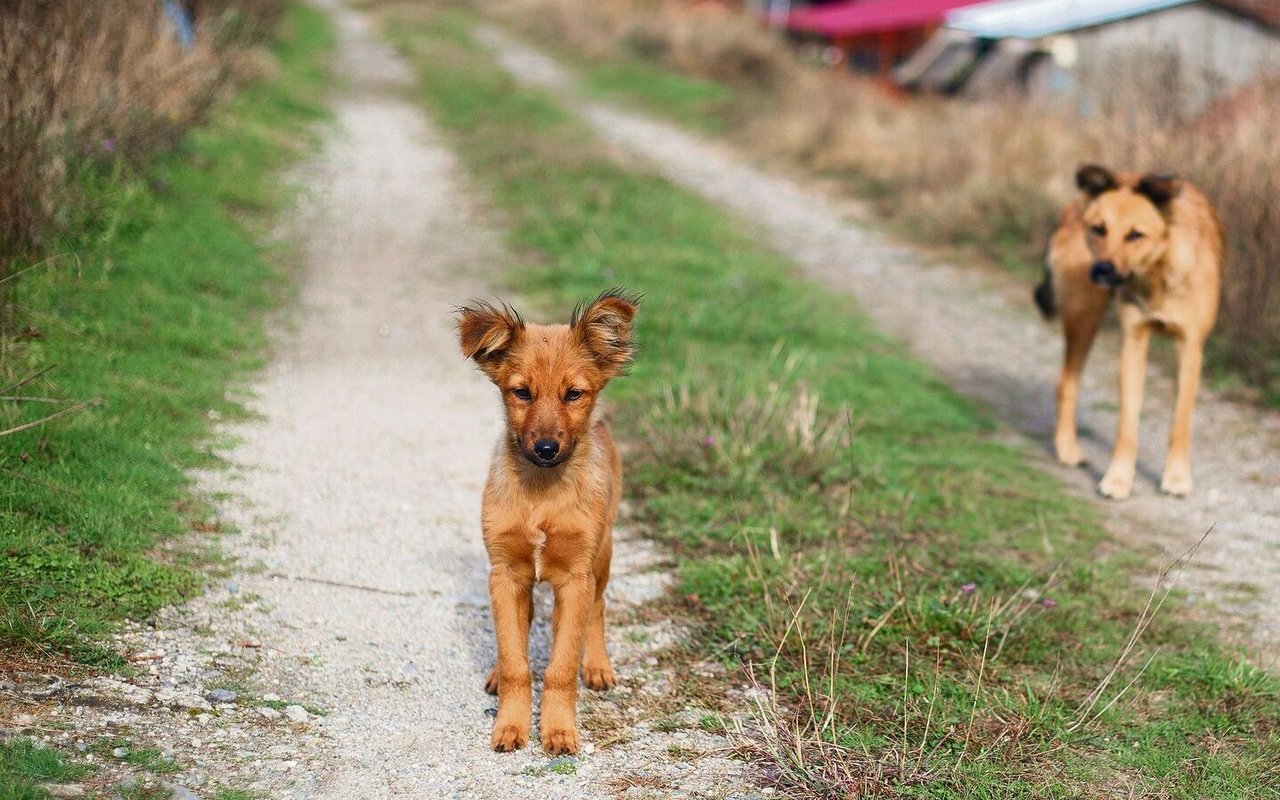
1097;470;1133;500
1160;470;1192;497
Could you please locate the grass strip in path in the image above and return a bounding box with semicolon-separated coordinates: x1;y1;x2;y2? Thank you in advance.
378;4;1279;797
0;5;334;667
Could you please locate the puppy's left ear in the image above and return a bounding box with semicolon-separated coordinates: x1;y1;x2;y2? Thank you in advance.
457;301;524;380
572;288;640;378
1136;173;1181;209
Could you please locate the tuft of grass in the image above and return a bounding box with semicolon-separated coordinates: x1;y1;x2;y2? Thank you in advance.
0;739;90;800
0;3;334;663
379;4;1280;797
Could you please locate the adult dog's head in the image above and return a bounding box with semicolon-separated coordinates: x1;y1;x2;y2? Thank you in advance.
1075;164;1181;287
457;289;639;468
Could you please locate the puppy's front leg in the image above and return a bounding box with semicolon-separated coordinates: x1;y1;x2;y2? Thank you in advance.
488;565;534;751
540;571;595;755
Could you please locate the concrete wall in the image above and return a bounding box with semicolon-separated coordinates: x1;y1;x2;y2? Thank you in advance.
1068;3;1280;112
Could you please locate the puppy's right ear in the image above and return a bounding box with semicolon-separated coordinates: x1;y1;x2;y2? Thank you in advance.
457;301;524;378
1076;164;1118;198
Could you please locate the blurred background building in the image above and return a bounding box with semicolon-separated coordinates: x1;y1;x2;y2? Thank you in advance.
779;0;1280;112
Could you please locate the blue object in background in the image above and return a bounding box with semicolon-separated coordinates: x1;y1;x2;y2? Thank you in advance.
163;0;196;50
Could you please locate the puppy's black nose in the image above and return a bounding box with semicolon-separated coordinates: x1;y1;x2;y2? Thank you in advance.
533;439;560;460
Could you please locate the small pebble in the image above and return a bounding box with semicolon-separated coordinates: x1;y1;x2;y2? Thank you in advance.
111;747;129;759
283;704;310;723
258;706;281;720
205;689;237;704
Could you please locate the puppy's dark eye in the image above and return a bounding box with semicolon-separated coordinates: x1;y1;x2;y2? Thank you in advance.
512;388;532;401
1125;229;1145;242
564;389;583;402
1090;223;1107;237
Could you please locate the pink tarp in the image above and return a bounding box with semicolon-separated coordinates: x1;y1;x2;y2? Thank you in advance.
787;0;987;37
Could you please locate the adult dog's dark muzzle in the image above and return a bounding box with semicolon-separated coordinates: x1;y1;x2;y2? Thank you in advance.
1090;261;1125;288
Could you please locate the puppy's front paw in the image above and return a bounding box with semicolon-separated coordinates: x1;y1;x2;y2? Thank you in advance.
1098;470;1133;500
582;663;616;691
484;667;498;695
491;721;529;752
541;725;580;756
1160;469;1192;497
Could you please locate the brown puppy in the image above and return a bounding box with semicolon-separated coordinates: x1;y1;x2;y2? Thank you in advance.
1037;164;1223;499
456;289;639;755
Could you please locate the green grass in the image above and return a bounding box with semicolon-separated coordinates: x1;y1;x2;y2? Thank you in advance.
0;3;333;666
0;740;90;800
380;5;1280;797
582;62;739;134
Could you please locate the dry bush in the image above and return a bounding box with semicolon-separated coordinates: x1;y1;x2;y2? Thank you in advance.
494;0;1280;393
0;0;286;329
493;0;798;87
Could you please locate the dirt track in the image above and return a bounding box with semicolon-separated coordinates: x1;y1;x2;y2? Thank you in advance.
476;26;1280;667
20;4;755;797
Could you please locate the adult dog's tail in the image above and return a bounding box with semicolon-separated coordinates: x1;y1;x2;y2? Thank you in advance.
1033;267;1056;320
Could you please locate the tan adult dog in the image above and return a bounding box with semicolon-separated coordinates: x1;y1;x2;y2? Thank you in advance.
1036;164;1223;500
457;289;639;755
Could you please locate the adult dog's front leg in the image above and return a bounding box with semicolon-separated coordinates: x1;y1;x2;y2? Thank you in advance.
1099;319;1151;499
488;566;533;752
541;572;595;755
1161;335;1204;496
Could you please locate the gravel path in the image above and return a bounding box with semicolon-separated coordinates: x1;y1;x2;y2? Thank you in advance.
8;5;758;798
476;26;1280;667
199;4;754;796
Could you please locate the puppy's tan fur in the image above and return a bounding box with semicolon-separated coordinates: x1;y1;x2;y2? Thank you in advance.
1039;164;1223;499
457;289;639;755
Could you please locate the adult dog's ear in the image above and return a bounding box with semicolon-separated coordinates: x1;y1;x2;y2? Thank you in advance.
1076;164;1118;198
457;301;524;378
571;288;640;378
1135;173;1181;209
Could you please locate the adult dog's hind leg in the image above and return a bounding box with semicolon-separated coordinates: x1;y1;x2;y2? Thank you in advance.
1161;334;1204;496
1054;287;1108;466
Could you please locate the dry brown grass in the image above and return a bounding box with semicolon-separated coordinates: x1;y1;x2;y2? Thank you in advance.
493;0;1280;397
0;0;286;329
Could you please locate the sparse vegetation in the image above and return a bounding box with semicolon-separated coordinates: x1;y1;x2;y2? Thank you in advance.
379;4;1280;796
0;739;90;800
490;0;1280;405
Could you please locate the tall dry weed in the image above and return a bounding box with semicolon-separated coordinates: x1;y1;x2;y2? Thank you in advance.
0;0;285;329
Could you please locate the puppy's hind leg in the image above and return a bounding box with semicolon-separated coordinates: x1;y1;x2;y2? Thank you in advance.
582;536;615;691
581;594;615;691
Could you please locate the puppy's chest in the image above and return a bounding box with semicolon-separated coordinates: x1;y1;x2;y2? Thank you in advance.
528;527;548;582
